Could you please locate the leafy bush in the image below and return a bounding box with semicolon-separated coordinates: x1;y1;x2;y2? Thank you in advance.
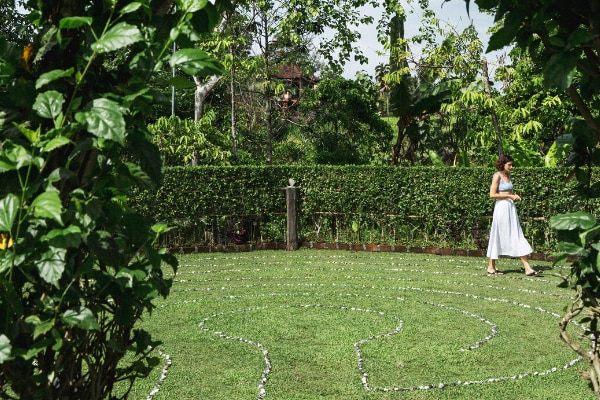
0;1;226;398
133;165;596;252
148;114;232;166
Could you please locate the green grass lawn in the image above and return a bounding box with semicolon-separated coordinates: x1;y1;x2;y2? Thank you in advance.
124;249;594;399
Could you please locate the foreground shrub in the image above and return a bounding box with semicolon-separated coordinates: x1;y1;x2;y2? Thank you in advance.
0;0;226;398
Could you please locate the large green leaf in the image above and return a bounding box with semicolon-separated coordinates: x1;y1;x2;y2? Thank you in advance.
91;22;143;53
168;76;197;89
169;48;224;77
115;269;134;289
14;124;40;144
0;335;13;363
486;15;519;52
0;153;17;173
119;2;144;15
33;90;65;120
189;2;221;32
567;27;596;49
7;144;43;170
131;135;163;184
0;61;16;83
0;252;24;274
59;16;92;29
33;320;54;340
543;52;578;90
177;0;208;13
0;194;19;232
61;307;100;330
41;225;82;248
118;162;154;190
22;339;53;360
43;136;72;153
31;191;63;225
0;253;12;274
557;241;588;256
57;17;93;46
37;247;66;286
151;223;171;234
36;68;74;90
550;212;597;231
75;98;126;145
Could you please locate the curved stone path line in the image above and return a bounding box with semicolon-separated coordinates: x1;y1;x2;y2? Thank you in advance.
175;256;553;275
198;304;404;400
423;302;498;352
146;348;171;400
147;254;583;399
173;273;572;301
193;292;580;399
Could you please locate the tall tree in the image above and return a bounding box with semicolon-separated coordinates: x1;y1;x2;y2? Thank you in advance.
385;5;456;165
300;74;394;164
0;0;34;46
226;0;382;164
410;18;486;165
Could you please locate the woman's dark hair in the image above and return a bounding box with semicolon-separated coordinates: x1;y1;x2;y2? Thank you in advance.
494;154;514;171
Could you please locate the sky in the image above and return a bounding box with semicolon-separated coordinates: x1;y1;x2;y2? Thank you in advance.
340;0;500;79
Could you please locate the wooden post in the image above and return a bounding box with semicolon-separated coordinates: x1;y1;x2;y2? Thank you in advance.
286;178;298;250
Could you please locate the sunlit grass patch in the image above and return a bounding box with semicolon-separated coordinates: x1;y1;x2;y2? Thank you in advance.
125;250;593;400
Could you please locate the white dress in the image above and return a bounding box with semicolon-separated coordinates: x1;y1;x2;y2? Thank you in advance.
486;174;533;259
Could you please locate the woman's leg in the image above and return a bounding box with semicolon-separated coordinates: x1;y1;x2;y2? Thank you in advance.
487;259;503;274
520;256;540;275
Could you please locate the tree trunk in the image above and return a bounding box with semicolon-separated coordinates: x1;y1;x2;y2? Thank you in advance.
482;58;503;156
559;293;600;399
193;75;222;122
263;13;272;165
191;75;222;166
230;56;239;163
566;85;600;142
391;116;410;166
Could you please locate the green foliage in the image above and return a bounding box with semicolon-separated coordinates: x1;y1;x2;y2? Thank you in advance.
372;2;581;167
0;0;227;398
132;165;593;252
148;114;232;166
0;1;35;46
384;5;482;166
268;0;380;74
389;74;457;165
300;76;393;165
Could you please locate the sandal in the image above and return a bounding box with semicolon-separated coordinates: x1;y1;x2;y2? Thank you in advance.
487;270;504;275
526;270;541;276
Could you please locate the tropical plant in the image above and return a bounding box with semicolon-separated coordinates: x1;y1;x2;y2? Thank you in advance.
411;18;486;166
299;74;393;165
149;114;232;166
0;0;225;398
383;7;460;166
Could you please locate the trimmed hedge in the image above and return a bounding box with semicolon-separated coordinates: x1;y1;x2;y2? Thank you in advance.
132;166;595;253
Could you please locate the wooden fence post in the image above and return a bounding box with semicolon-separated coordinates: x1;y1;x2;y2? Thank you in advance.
286;178;298;250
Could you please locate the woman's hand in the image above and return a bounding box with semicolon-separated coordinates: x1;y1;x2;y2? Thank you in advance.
512;194;522;202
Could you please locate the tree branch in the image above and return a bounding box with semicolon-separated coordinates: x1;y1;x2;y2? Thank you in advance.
566;85;600;141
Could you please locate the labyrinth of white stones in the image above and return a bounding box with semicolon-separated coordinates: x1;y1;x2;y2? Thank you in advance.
128;250;596;400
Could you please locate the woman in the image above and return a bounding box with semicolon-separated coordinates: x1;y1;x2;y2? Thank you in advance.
486;154;540;275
